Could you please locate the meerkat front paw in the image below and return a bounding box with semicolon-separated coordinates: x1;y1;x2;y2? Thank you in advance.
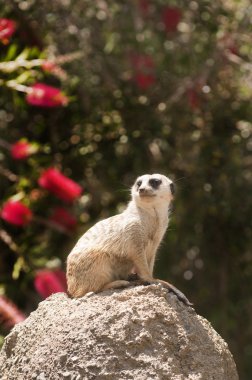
127;274;151;287
127;273;139;282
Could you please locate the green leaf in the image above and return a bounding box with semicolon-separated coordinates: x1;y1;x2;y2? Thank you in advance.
29;47;42;59
16;48;31;61
15;71;33;84
104;33;119;54
12;257;25;280
4;44;18;61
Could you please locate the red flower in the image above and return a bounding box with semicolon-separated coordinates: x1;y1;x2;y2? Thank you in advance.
134;73;156;90
50;207;77;231
218;34;239;56
187;88;200;110
130;53;156;90
131;54;155;71
1;200;33;226
38;167;82;202
10;140;37;160
34;269;67;299
138;0;151;15
0;19;16;44
162;7;181;33
26;83;68;107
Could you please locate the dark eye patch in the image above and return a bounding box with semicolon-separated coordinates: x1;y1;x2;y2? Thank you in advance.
149;178;162;189
136;180;142;187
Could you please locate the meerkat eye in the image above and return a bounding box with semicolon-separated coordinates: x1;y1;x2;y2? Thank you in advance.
149;178;162;189
136;180;142;188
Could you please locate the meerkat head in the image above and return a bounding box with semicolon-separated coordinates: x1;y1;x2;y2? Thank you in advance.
131;173;175;207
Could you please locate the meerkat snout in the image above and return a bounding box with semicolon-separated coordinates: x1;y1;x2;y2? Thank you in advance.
139;187;150;195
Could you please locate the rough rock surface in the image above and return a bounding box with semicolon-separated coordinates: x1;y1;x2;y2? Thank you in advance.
0;284;238;380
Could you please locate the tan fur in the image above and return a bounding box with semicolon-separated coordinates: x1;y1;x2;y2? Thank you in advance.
66;174;174;298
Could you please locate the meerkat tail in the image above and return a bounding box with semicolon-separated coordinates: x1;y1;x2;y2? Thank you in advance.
155;279;193;306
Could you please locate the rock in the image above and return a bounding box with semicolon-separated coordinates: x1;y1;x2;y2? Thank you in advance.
0;284;238;380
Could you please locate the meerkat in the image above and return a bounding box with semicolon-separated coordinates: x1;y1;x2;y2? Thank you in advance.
66;173;192;306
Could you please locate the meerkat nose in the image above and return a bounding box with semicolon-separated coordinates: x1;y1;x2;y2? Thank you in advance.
139;187;146;194
170;183;175;196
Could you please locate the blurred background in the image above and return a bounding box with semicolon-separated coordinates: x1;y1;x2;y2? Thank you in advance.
0;0;252;378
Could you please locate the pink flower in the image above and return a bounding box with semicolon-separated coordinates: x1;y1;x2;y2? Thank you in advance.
50;207;77;232
38;167;82;202
42;61;67;80
0;295;25;328
34;269;67;299
26;83;68;107
130;53;156;90
162;7;181;33
1;200;33;226
42;61;58;72
0;19;16;44
10;140;37;160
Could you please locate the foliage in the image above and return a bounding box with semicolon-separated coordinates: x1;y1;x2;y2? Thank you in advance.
0;1;252;378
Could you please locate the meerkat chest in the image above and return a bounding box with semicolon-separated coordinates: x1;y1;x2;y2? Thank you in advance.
144;222;167;260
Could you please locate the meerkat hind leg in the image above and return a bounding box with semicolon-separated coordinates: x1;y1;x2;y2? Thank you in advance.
155;279;193;306
127;272;149;285
101;280;131;292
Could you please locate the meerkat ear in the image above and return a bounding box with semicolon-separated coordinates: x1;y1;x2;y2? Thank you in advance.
169;203;174;213
170;183;175;195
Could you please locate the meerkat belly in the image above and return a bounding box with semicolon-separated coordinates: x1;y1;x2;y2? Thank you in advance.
69;218;137;261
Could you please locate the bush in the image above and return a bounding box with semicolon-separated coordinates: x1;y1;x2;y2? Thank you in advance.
0;1;252;378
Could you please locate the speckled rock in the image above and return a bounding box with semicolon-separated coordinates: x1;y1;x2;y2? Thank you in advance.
0;284;238;380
